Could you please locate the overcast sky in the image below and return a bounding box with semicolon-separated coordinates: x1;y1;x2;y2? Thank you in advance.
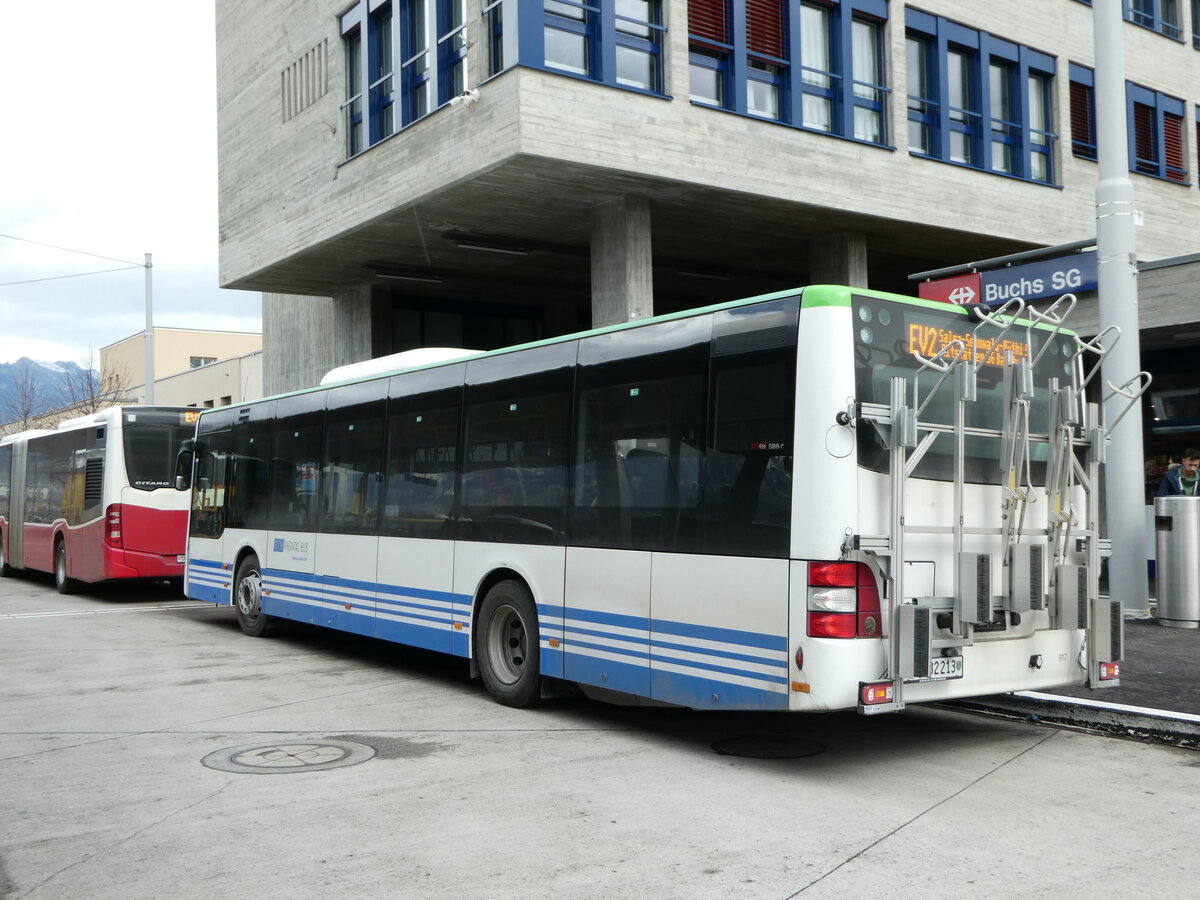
0;1;261;367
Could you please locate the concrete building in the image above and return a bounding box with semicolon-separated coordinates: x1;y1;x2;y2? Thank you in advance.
216;0;1200;466
100;327;263;408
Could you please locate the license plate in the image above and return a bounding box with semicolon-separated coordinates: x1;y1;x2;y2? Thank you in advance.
177;555;186;564
928;656;964;680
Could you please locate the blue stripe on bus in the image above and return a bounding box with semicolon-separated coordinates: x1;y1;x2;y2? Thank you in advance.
647;650;789;685
262;568;470;605
649;637;789;670
187;581;228;605
650;669;788;711
650;618;788;652
563;652;651;698
375;616;451;653
188;558;225;570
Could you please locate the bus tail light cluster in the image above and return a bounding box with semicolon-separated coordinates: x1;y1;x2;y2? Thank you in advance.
105;504;123;549
807;562;881;639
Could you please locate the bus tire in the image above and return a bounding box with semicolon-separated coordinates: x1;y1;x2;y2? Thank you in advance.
54;541;78;595
0;533;11;577
476;579;541;708
234;555;271;637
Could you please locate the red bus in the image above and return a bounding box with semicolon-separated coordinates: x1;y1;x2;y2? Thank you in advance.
0;406;198;592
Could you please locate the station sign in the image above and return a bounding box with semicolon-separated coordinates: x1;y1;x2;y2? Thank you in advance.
918;252;1098;308
978;251;1097;306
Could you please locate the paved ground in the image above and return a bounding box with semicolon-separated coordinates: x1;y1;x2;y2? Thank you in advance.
2;572;1199;899
1041;612;1200;716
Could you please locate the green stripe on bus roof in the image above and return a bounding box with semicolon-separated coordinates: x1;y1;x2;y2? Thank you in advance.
208;285;1077;414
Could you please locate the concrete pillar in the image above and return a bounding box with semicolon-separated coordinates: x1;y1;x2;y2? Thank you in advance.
808;232;869;288
590;195;654;328
263;292;335;395
330;285;391;367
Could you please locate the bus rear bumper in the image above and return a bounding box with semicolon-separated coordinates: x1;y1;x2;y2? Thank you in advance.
105;548;186;580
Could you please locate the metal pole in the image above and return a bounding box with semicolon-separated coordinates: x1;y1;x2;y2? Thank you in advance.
1093;0;1147;611
144;252;154;405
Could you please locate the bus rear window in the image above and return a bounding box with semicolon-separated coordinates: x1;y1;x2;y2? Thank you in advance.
852;296;1078;484
124;414;196;491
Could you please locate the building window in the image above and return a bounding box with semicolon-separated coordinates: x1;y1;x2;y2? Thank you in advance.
1193;0;1200;47
850;16;885;142
484;1;505;75
369;3;396;143
1127;0;1182;39
688;0;730;106
1069;64;1097;160
689;0;889;144
343;25;365;156
438;0;468;104
538;0;663;92
1129;84;1188;183
339;0;474;158
905;10;1056;184
906;34;934;154
189;356;217;369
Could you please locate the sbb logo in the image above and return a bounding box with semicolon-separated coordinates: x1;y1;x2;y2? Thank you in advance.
948;285;977;305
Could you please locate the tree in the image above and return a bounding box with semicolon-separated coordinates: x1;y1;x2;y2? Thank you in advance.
2;359;45;431
60;349;131;414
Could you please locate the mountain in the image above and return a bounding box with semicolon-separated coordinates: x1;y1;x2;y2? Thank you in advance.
0;358;94;421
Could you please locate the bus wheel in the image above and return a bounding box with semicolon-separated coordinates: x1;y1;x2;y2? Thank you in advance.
476;580;541;708
54;541;78;594
234;555;271;637
0;535;11;577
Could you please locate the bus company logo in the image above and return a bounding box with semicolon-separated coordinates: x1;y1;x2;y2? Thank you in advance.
273;538;311;554
273;538;284;552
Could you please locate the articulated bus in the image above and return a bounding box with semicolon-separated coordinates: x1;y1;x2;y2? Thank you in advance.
180;285;1123;713
0;407;198;592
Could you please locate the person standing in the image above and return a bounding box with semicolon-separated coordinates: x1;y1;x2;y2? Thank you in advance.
1158;449;1200;496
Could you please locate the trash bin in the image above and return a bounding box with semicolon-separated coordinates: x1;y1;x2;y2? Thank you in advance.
1154;495;1200;628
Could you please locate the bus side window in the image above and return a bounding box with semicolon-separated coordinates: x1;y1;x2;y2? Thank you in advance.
382;390;459;540
704;351;795;558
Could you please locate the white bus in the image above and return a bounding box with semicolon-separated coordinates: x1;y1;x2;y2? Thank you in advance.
0;406;198;592
179;285;1124;713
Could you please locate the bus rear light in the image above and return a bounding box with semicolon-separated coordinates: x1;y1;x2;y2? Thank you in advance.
860;682;894;705
1098;661;1121;681
794;646;803;669
808;612;858;639
807;561;882;639
105;504;123;548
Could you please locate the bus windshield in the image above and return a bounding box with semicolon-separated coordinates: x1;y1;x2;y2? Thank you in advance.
853;295;1078;484
124;411;197;491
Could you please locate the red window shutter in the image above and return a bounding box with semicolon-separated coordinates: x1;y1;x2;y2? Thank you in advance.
746;0;785;58
1164;112;1186;181
1133;103;1156;174
689;0;729;44
1069;81;1095;156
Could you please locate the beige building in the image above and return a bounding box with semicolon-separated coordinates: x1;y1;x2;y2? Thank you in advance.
102;324;262;393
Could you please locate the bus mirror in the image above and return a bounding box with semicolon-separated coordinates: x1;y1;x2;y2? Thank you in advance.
175;442;195;491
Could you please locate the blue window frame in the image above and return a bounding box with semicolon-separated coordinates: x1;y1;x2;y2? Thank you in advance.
369;3;396;144
1069;64;1097;160
1193;0;1200;47
1127;0;1182;39
343;26;365;157
687;0;889;144
339;0;473;159
437;0;468;105
522;0;664;94
905;10;1057;184
1128;83;1188;183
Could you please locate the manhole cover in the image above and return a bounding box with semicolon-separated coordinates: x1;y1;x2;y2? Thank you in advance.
202;739;376;774
712;734;825;759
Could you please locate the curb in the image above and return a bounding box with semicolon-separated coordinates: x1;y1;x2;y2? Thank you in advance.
940;691;1200;751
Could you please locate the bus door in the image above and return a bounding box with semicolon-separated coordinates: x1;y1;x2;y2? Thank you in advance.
186;427;234;603
4;441;28;569
313;384;386;638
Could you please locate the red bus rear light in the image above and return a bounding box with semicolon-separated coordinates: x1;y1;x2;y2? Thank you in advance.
105;504;123;548
808;562;858;587
861;682;894;705
808;612;858;639
806;561;883;639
